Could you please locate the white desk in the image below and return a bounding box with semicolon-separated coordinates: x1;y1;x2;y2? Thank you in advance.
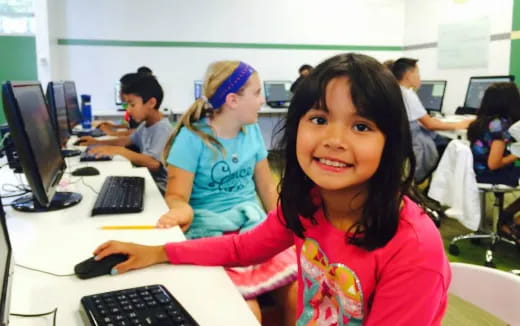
2;148;259;325
435;115;474;140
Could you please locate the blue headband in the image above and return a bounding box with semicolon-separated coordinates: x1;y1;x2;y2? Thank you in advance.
208;62;255;109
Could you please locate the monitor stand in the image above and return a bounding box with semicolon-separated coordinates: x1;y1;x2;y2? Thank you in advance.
62;149;81;157
11;192;82;212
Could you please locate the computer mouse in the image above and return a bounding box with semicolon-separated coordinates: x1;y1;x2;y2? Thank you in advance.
73;139;85;146
74;254;128;279
71;166;100;176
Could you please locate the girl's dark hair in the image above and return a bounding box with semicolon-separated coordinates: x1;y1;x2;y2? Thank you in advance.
467;82;520;142
275;53;424;251
388;57;418;81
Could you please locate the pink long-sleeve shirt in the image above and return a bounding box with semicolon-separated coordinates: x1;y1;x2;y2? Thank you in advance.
165;196;451;325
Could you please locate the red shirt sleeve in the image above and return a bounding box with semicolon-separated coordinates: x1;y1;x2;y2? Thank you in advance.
164;208;294;267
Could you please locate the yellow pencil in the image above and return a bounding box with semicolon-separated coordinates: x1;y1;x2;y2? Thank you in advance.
100;225;156;230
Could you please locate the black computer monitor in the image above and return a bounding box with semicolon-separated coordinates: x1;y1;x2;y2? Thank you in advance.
416;80;447;114
46;82;81;157
0;199;13;326
194;80;203;100
463;75;515;111
1;81;82;212
264;81;292;108
63;80;82;130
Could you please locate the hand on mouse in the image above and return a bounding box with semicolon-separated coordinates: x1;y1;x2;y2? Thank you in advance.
156;205;193;231
93;240;169;274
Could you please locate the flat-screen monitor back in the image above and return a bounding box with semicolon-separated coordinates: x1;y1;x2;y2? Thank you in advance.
416;80;447;114
194;80;203;100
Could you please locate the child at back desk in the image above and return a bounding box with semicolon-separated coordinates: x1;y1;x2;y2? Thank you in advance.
468;82;520;245
77;75;173;193
93;53;451;325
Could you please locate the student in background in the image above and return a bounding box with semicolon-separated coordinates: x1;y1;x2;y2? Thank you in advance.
468;82;520;244
388;58;472;182
152;60;297;325
97;70;152;136
93;53;450;325
77;75;173;194
290;64;313;93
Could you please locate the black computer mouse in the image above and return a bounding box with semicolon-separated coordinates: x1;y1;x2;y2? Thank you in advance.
73;139;85;146
71;166;100;176
74;254;128;279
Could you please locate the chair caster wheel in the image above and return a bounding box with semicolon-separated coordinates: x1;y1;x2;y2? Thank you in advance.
449;244;460;256
484;261;496;268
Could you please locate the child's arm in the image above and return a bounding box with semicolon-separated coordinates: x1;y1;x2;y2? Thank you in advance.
156;165;194;230
93;208;294;274
487;139;518;170
254;158;278;212
77;135;132;147
418;115;473;131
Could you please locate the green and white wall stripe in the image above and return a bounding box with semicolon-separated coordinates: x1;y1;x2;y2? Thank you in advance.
510;0;520;88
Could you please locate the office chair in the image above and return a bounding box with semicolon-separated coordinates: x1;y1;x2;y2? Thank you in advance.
428;140;519;267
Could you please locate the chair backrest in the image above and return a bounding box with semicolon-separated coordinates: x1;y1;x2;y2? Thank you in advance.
428;139;481;231
449;262;520;324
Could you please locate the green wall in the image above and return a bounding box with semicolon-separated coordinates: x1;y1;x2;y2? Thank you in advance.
511;0;520;89
0;35;37;124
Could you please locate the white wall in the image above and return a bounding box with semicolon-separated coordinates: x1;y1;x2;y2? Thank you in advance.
40;0;405;113
403;0;514;114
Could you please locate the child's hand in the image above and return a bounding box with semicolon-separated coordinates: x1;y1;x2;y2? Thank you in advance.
77;136;95;145
98;124;114;133
457;118;474;129
88;145;120;157
156;206;193;231
93;240;169;275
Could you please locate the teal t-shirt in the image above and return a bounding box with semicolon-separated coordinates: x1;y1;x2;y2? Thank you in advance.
166;120;268;213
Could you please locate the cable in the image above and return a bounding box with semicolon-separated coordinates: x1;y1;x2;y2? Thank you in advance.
15;263;75;277
81;177;99;195
0;131;10;152
10;307;57;326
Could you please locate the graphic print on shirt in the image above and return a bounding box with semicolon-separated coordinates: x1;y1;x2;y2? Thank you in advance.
208;160;253;192
297;238;363;326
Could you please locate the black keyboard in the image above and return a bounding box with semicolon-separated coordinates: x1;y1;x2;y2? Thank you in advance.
80;284;199;326
75;128;106;137
92;176;144;215
80;151;113;162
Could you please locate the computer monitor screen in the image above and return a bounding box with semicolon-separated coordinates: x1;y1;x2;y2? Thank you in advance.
416;80;447;114
115;81;123;105
46;81;71;148
264;81;292;107
0;201;13;326
2;81;81;211
464;75;515;110
63;81;82;129
194;80;203;100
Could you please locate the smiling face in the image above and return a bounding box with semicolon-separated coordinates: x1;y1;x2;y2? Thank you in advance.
295;77;386;194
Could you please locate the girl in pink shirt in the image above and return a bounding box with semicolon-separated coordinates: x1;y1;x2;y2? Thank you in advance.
94;53;451;325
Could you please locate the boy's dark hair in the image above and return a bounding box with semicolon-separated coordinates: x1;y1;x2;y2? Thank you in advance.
467;82;520;142
137;66;153;76
299;64;313;74
276;53;425;251
119;73;139;88
122;75;164;109
388;57;418;81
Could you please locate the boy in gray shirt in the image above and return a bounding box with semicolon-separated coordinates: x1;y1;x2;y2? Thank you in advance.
78;75;173;193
